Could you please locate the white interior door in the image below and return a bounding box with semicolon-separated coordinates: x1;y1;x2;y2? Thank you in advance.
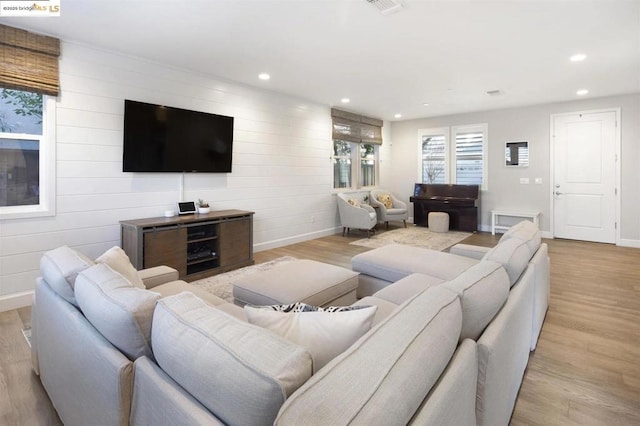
552;111;617;243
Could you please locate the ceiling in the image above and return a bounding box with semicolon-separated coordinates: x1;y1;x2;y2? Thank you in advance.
5;0;640;121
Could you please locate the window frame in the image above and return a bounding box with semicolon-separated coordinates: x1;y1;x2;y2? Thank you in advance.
0;95;56;219
417;123;488;191
332;139;379;192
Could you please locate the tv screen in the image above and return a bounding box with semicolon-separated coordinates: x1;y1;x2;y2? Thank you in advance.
123;100;234;172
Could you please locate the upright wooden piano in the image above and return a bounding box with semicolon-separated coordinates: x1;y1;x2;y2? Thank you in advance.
410;184;479;232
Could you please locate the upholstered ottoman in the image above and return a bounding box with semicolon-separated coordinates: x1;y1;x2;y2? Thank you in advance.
428;212;449;233
233;259;359;307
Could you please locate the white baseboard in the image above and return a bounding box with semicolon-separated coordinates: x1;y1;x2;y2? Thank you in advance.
619;239;640;248
0;290;34;313
254;227;341;252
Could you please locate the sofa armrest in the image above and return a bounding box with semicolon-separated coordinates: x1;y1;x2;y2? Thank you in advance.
369;195;384;210
138;266;179;289
449;244;491;260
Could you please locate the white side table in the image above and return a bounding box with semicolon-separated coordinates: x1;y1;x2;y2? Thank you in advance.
491;210;540;235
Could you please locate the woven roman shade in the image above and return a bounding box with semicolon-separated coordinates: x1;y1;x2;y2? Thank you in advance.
0;24;60;96
331;108;383;145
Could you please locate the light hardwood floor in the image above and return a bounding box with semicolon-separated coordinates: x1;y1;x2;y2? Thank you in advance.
1;228;639;425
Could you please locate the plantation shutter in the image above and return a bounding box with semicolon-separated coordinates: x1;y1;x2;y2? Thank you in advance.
421;134;446;184
0;24;61;96
454;130;484;185
331;108;383;144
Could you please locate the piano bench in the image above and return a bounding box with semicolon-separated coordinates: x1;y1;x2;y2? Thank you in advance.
428;212;450;233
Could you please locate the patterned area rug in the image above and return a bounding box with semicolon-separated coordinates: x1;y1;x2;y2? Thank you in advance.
350;226;471;251
190;256;298;303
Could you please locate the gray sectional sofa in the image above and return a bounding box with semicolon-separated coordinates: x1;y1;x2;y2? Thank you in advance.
31;220;548;426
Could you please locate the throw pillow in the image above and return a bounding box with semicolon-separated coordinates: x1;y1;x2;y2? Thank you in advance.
40;246;95;306
347;198;360;207
244;302;377;373
96;246;145;289
377;193;393;209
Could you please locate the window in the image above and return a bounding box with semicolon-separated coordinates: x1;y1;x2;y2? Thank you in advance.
332;140;378;190
360;143;376;187
331;108;382;190
0;88;55;218
420;128;449;184
333;140;352;189
418;124;488;190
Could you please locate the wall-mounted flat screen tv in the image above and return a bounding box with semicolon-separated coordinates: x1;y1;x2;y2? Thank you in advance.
123;100;234;172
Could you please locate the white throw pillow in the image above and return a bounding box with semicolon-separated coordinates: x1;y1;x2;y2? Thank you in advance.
96;246;145;289
244;303;377;373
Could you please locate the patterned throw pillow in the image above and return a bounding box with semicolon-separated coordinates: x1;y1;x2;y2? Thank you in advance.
377;193;393;209
244;302;377;373
258;302;368;313
347;198;360;207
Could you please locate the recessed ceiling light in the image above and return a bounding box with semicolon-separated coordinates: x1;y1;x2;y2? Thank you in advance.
394;113;402;119
341;98;350;103
423;103;430;107
258;73;270;80
570;53;587;62
576;89;589;96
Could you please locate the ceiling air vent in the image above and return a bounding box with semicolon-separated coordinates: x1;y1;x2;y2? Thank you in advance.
366;0;404;15
487;90;503;97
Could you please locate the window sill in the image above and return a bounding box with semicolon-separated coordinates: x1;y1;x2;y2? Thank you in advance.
0;204;55;220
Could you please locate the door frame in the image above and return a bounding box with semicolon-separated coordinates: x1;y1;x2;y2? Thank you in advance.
549;107;621;244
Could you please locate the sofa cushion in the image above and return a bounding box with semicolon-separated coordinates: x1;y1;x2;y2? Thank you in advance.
40;246;95;306
75;264;159;361
352;244;478;283
374;272;444;305
152;292;312;426
244;303;377;373
275;286;462;425
351;296;399;326
500;220;541;256
442;261;510;341
96;246;145;289
482;238;532;286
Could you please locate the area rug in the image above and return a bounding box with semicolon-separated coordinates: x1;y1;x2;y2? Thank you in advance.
190;256;298;303
350;226;471;251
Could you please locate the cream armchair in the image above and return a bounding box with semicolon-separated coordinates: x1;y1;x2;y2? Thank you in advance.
336;193;378;237
370;189;408;229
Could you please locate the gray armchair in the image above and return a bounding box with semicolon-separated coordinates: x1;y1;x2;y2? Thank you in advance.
336;193;378;237
370;189;408;229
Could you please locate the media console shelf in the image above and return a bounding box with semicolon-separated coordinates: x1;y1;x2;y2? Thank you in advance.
121;209;254;281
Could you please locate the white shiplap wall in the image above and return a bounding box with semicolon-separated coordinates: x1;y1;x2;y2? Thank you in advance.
0;41;340;309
